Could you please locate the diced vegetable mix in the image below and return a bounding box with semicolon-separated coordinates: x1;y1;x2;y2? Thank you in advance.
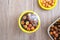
21;12;38;31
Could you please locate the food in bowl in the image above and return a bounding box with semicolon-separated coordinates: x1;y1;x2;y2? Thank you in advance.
41;0;55;8
21;13;38;31
48;18;60;40
38;0;57;10
18;11;40;33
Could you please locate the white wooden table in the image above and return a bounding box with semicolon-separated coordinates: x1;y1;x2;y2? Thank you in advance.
0;0;60;40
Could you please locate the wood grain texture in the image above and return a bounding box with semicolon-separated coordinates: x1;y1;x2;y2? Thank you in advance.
0;0;60;40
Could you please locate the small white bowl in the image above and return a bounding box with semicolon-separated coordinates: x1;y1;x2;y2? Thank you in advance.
48;18;60;40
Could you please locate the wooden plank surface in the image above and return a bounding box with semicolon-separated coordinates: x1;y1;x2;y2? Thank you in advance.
0;0;60;40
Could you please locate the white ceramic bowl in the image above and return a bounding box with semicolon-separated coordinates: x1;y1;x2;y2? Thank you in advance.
48;18;60;40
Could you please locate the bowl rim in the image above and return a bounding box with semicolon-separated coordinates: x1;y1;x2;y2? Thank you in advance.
47;18;60;40
38;0;58;10
18;10;41;33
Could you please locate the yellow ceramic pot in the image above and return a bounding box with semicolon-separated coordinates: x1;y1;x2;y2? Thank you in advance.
18;10;41;33
38;0;57;10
